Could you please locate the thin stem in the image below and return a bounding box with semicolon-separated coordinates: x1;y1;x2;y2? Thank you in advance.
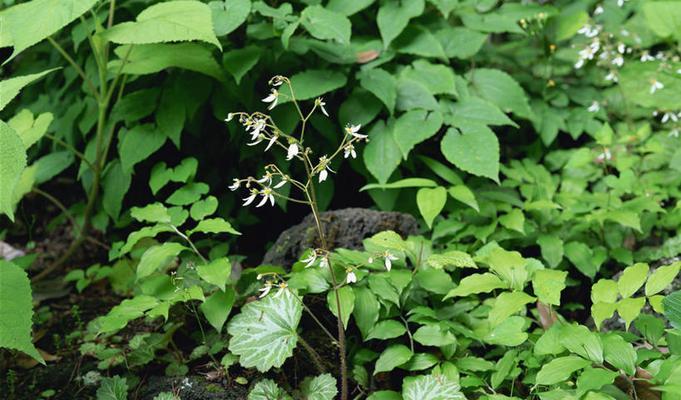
171;225;208;263
400;315;414;353
293;294;337;343
298;336;327;374
43;133;95;170
46;37;100;103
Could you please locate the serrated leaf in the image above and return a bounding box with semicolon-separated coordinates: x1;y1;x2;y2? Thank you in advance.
278;69;347;101
444;273;506;299
131;203;171;224
8;110;53;150
441;125;499;182
0;121;26;221
444;96;517;128
299;374;338;400
436;26;488;59
166;182;209;206
248;379;292;400
532;269;567;306
402;374;465;400
377;0;424;48
413;324;456;347
209;0;251;36
223;46;262;84
200;287;235;332
469;68;532;119
394;110;443;159
197;257;231;291
1;0;96;61
488;291;535;326
618;263;649;298
359;68;397;113
537;235;563;268
417;187;447;229
558;324;603;363
120;124;167;173
617;297;646;330
189;217;240;236
645;263;680;296
301;5;351;44
485;316;528;346
137;243;187;279
374;344;413;374
227;290;302;372
0;261;44;364
426;251;476;270
395;25;446;59
96;376;128;400
499;209;525;234
105;0;221;49
535;356;591;386
353;286;380;339
367;320;407;340
447;185;479;211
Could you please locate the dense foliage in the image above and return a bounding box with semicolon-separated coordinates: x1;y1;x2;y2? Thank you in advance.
1;0;681;399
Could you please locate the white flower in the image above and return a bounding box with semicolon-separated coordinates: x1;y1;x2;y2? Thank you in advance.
617;43;626;54
229;178;241;191
302;251;317;268
617;0;627;7
596;148;612;162
343;143;357;159
346;269;357;284
246;118;266;140
612;56;624;67
273;178;287;189
677;68;681;74
319;256;329;269
383;251;398;271
605;71;618;82
242;189;258;206
588;101;600;113
661;112;678;124
181;377;193;390
257;172;273;185
256;187;275;207
317;155;334;182
641;52;655;62
265;135;278;151
367;257;374;264
269;75;285;86
345;124;367;139
594;5;604;15
225;113;235;122
316;98;329;117
286;143;299;160
262;89;279;110
650;79;664;94
258;282;273;298
274;282;288;297
669;129;679;138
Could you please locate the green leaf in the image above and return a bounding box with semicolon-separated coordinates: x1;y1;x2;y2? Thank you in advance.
646;263;681;296
279;70;347;101
0;261;44;364
0;121;26;221
402;374;465;400
396;78;438;111
209;0;251;36
301;5;351;44
492;350;518;388
485;316;528;346
591;302;617;331
136;243;187;279
488;291;535;326
617;297;646;330
592;279;618;304
642;2;681;41
601;333;637;376
189;217;240;236
374;344;413;374
415;268;454;295
200;287;235;332
619;61;681;110
299;374;338;400
618;263;649;298
131;203;171;224
190;196;218;220
34;151;74;185
444;97;517;128
166;182;209;206
339;89;382;127
444;273;506;299
667;290;681;329
326;0;375;16
377;0;424;48
367;320;407;340
393;110;443;159
483;248;528;290
558;324;603;364
565;241;599;279
447;185;479;212
364;119;401;184
105;0;221;49
426;251;476;270
97;295;160;334
413;324;457;347
367;391;402;400
102;160;132;221
150;158;199;195
436;26;488;59
401;60;457;96
227;290;302;372
111;43;225;81
327;286;354;329
498;209;525;234
417;187;447;229
537;235;564;268
535;356;591;386
441;125;499;182
361;178;437;191
96;376;128;400
197;257;231;291
223;46;262;84
353;286;380;339
1;0;96;61
395;25;446;60
469;68;532;119
532;269;567;306
248;379;292;400
8;110;53;150
576;367;618;397
120;124;167;173
0;69;58;112
359;68;397;114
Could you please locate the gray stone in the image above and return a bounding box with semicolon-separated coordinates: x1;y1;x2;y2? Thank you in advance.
262;208;419;267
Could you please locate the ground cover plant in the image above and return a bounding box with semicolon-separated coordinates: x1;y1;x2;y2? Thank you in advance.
1;0;681;399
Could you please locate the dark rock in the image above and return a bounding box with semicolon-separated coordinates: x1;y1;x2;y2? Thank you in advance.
600;256;681;333
262;208;419;267
138;376;248;400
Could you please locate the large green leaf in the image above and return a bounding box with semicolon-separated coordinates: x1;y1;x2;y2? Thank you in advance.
440;125;499;182
0;261;44;363
353;286;380;339
96;376;128;400
8;110;53;150
327;0;375;16
469;68;532;119
209;0;251;36
279;69;347;101
105;0;221;49
136;243;187;279
393;110;443;159
436;26;488;59
0;121;27;221
619;61;681;110
359;68;397;113
443;97;516;128
197;257;231;291
200;287;235;332
535;356;591;385
444;273;506;298
663;290;681;329
645;263;681;296
395;25;446;59
532;269;567;306
301;5;352;44
617;263;649;298
248;379;292;400
102;160;132;221
402;375;465;400
377;0;424;48
364;120;401;184
374;344;413;374
0;0;96;61
326;286;355;329
299;374;338;400
0;69;59;112
642;2;681;41
111;43;225;81
417;187;447;229
119;124;167;173
227;290;303;372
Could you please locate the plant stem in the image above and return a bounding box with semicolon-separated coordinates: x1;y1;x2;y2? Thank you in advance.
298;336;327;374
46;37;100;103
43;133;94;169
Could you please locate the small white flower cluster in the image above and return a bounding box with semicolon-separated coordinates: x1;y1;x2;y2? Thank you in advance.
367;250;399;272
653;110;681;137
256;272;289;298
229;167;288;208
